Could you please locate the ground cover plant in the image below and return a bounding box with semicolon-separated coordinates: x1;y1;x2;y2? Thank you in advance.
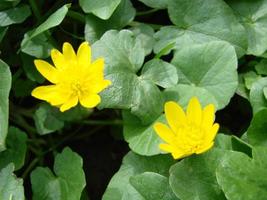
1;0;267;199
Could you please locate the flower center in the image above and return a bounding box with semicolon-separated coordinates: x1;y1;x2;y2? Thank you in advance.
174;123;205;153
71;82;83;96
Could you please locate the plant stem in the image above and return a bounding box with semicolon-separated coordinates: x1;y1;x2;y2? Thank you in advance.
81;119;123;126
22;157;39;179
136;8;159;16
67;10;85;24
28;0;41;21
128;21;163;30
154;42;176;58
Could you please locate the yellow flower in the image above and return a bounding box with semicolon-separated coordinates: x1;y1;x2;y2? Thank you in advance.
32;42;111;112
153;97;219;159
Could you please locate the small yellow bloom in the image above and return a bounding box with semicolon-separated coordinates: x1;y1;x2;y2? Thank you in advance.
32;42;111;112
153;97;219;159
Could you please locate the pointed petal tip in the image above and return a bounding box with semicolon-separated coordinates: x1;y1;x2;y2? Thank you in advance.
164;101;178;111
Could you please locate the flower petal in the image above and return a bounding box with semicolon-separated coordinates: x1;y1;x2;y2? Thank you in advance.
63;42;76;61
206;123;219;142
34;60;58;83
60;96;79;112
186;97;202;125
159;143;186;159
164;101;186;132
88;58;105;77
51;49;65;70
202;104;215;128
85;80;111;93
153;122;175;144
31;85;66;105
77;42;91;66
195;142;214;154
79;94;100;108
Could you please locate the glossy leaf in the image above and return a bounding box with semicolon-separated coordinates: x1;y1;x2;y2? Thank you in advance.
0;4;31;26
155;0;247;56
0;127;27;170
0;59;11;151
169;148;228;200
250;77;267;113
171;41;238;109
0;164;25;200
216;147;267;200
226;0;267;56
247;109;267;147
80;0;121;20
102;151;176;200
85;0;135;43
21;4;69;58
93;30;165;124
31;147;86;200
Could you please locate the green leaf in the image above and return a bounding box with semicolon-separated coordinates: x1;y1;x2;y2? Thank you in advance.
21;33;54;58
102;151;176;200
0;4;31;26
0;59;11;151
31;147;86;200
141;59;178;88
12;78;36;97
0;0;20;10
131;23;155;56
80;0;121;20
0;127;27;170
21;53;44;83
84;0;135;43
255;59;267;75
123;84;218;156
171;41;238;109
0;26;8;42
93;30;164;124
34;104;64;135
130;172;178;200
137;0;168;9
250;77;267;113
155;0;247;57
226;0;267;55
0;163;25;200
243;71;261;90
21;4;69;58
169;148;228;200
236;74;249;99
216;147;267;200
247;109;267;147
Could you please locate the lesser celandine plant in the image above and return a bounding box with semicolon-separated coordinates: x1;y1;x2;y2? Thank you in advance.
1;0;267;199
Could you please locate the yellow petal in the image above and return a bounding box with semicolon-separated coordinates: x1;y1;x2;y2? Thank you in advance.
34;60;58;83
89;58;105;76
206;123;219;142
77;42;91;66
186;97;202;125
51;49;65;70
202;104;215;128
32;85;56;100
153;122;175;144
60;96;79;112
159;143;175;153
164;101;186;132
159;143;186;159
31;85;66;105
63;42;76;61
79;94;100;108
195;142;214;154
86;80;111;93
